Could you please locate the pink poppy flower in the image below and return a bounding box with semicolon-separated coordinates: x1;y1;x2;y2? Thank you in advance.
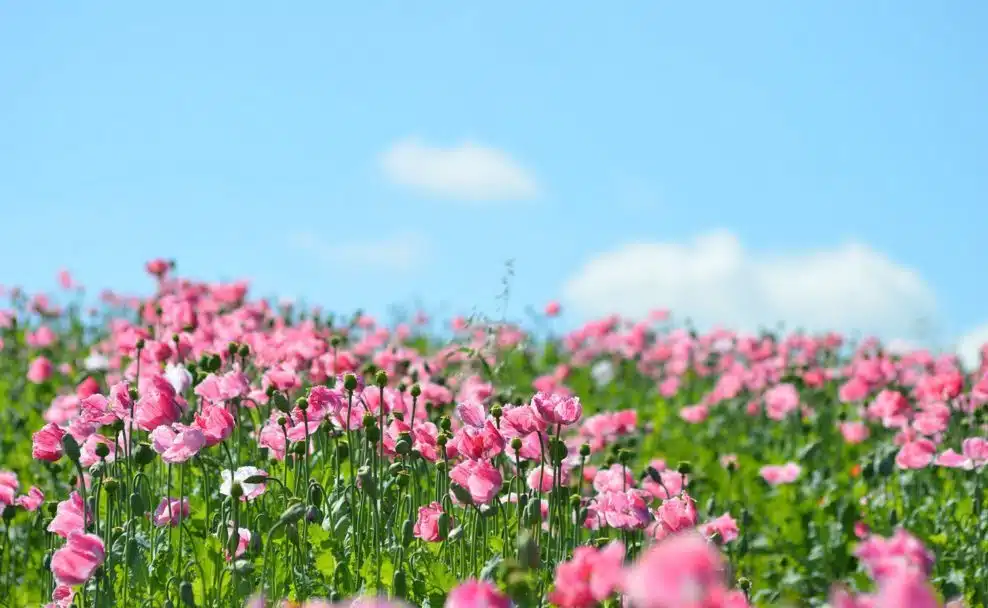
895;440;936;470
194;404;236;447
624;532;728;608
532;392;583;426
679;404;709;424
150;425;206;464
855;528;934;581
220;466;268;502
585;489;653;531
962;437;988;468
27;356;54;384
592;465;634;494
446;579;511;608
649;494;699;541
839;421;870;444
699;512;740;544
759;463;801;485
548;541;626;608
135;375;183;432
449;460;502;505
501;404;548;436
0;471;17;506
764;383;800;421
413;502;449;542
935;449;972;469
874;569;939;608
32;423;66;462
527;465;557;493
226;526;251;560
49;584;74;608
15;486;45;511
450;420;504;461
50;531;105;586
48;492;89;539
152;497;191;527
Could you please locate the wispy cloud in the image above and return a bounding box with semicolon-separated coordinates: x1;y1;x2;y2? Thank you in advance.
291;232;429;274
380;137;539;202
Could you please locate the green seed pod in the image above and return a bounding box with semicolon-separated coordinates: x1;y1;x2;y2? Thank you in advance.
375;370;388;388
308;484;324;505
103;478;119;495
89;461;105;479
437;513;450;540
517;532;540;570
61;434;81;464
524;499;542;526
392;569;407;598
450;483;473;506
129;492;145;514
179;580;196;607
333;514;352;539
401;519;414;547
271;391;290;413
277;503;307;527
336;440;350;462
365;425;380;444
134;443;156;467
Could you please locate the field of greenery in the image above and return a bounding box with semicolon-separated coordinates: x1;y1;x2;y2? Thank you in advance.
0;261;985;607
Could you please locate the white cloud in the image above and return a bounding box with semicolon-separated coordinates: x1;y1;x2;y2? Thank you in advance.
956;324;988;370
563;230;936;338
380;137;539;201
291;232;429;273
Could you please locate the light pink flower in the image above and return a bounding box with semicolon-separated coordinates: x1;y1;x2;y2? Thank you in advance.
27;356;54;384
152;497;190;527
446;579;511;608
548;541;626;608
624;532;728;608
449;460;502;505
195;404;236;447
759;462;801;485
895;439;936;470
150;424;206;464
413;502;448;542
51;531;105;586
48;492;89;539
532;392;583;426
32;423;66;462
764;383;800;420
135;375;183;432
699;512;740;544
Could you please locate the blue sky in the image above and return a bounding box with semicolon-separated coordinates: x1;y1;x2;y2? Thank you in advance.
2;3;988;358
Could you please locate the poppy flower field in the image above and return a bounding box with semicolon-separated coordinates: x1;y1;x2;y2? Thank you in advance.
1;261;986;607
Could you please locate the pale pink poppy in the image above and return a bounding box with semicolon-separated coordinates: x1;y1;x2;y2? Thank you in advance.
27;356;54;384
32;423;66;462
449;460;502;505
48;492;89;539
895;440;936;470
152;497;191;527
413;502;448;542
548;541;626;607
150;425;206;464
51;531;105;586
759;463;801;485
